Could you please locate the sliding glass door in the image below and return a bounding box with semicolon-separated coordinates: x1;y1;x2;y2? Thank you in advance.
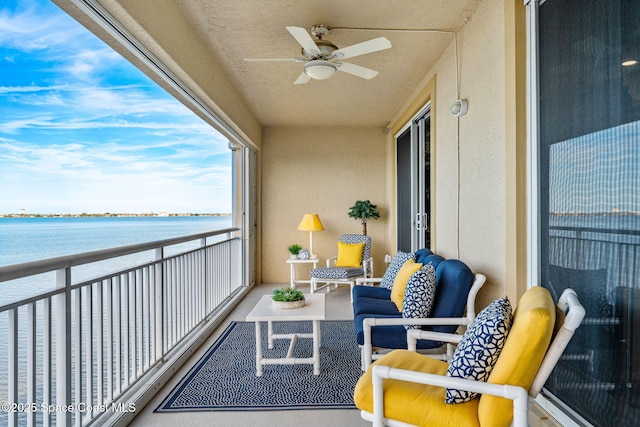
531;1;640;425
396;105;431;252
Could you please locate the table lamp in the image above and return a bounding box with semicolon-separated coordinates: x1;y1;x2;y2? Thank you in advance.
297;213;324;259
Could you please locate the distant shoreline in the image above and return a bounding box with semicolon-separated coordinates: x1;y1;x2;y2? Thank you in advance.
0;213;231;218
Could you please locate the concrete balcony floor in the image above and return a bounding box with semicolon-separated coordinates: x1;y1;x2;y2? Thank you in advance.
130;282;561;427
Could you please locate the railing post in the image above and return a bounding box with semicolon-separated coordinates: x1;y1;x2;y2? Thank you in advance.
27;303;36;427
8;308;17;427
55;268;72;427
154;248;164;360
232;233;236;292
200;238;208;317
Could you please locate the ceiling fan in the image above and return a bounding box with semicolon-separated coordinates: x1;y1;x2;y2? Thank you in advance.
244;25;392;84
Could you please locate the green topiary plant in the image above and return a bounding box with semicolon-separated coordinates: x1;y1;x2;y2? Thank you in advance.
272;287;305;302
348;200;380;236
287;243;303;255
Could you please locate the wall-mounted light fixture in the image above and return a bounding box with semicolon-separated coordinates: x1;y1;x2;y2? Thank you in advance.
449;99;468;117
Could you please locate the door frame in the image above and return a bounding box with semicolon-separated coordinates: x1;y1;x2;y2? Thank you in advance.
395;102;432;251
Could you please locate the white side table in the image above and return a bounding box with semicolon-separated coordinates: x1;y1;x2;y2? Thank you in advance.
245;293;326;376
286;258;319;290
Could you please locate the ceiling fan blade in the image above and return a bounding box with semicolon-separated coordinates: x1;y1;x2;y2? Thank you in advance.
332;37;392;60
336;62;379;79
244;57;305;62
294;72;311;85
286;26;321;57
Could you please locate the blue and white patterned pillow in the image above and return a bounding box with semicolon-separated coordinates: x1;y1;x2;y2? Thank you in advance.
402;263;437;330
380;251;415;290
445;296;513;404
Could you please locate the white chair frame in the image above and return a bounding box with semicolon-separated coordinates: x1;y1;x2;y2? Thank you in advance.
361;288;586;427
310;255;373;302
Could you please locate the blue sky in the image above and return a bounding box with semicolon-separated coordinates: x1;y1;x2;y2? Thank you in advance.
0;0;231;214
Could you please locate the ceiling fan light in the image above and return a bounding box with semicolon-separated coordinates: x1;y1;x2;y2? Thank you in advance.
304;60;337;80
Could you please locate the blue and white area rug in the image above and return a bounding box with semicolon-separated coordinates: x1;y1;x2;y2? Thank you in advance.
155;320;361;412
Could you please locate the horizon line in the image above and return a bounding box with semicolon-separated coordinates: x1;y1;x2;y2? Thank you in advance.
0;212;231;217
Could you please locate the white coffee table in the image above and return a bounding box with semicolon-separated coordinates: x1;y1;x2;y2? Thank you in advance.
246;293;326;376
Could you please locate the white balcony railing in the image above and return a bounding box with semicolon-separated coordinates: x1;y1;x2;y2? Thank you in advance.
0;227;243;427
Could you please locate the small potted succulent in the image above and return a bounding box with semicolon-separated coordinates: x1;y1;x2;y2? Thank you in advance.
272;287;306;309
287;243;303;259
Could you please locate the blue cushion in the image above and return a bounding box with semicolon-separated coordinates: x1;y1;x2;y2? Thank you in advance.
430;259;475;334
353;297;399;317
420;254;445;270
380;251;415;290
352;286;391;300
445;296;513;403
402;263;437;330
354;313;443;350
414;248;434;264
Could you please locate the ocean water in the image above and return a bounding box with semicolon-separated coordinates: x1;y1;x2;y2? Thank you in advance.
0;216;232;267
0;216;232;306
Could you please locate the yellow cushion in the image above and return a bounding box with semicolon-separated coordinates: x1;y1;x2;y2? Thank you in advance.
390;260;422;310
478;286;556;427
335;241;365;267
354;350;480;427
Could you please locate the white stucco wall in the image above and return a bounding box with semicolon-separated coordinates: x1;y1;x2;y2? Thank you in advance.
388;0;507;306
458;0;507;305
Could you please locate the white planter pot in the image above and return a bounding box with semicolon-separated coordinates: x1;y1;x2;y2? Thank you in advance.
272;299;305;309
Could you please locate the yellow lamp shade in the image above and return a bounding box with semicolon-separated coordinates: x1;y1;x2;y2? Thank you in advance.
297;213;324;258
297;213;325;232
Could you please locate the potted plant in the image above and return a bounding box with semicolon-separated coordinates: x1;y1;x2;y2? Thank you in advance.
348;200;380;236
287;243;303;259
272;287;305;309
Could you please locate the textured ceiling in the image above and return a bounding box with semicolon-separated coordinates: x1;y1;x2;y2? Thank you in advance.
174;0;482;128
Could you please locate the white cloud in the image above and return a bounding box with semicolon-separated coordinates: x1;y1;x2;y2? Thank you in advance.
0;3;85;52
1;82;206;135
0;84;68;93
62;47;121;81
0;131;232;214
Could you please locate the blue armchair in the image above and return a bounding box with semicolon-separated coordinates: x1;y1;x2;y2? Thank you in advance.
353;253;486;369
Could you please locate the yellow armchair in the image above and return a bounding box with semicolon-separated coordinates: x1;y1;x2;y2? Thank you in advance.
354;287;585;427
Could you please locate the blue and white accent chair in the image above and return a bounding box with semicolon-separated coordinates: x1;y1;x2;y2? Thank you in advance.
310;234;373;302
